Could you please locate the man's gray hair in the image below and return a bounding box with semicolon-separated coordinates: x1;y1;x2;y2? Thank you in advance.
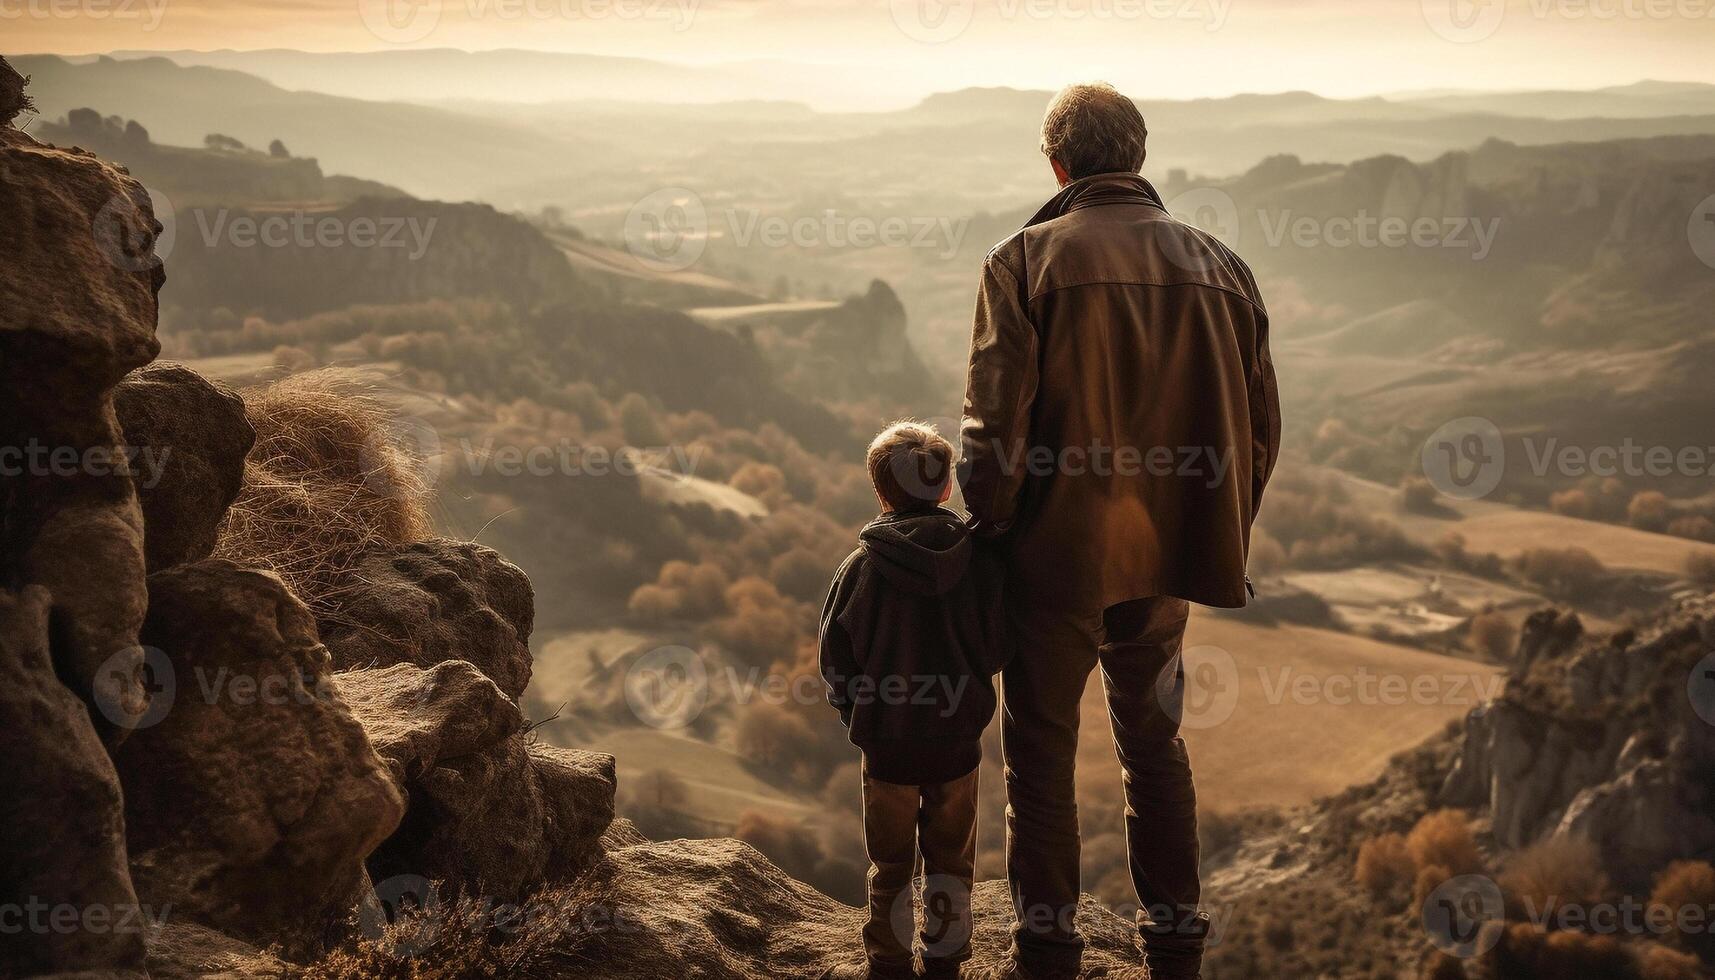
1039;82;1149;180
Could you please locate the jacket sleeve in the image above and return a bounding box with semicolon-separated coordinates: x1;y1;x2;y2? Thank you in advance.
818;553;863;728
959;248;1040;537
1249;306;1282;521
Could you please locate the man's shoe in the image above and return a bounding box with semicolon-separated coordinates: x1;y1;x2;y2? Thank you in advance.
919;958;963;979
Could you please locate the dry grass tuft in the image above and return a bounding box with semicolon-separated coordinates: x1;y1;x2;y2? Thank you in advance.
214;370;432;614
301;883;607;980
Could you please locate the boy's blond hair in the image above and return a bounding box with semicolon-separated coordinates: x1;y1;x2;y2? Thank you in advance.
866;420;956;512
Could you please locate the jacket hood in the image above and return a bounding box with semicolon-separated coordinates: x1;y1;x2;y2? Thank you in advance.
859;508;973;597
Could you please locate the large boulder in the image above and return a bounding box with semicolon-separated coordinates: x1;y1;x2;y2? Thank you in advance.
318;539;534;701
339;660;617;903
1;106;164;742
371;736;615;900
111;560;405;958
113;362;255;571
336;660;521;780
0;586;148;977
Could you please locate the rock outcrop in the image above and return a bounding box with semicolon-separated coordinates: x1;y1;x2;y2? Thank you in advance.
1439;599;1715;889
317;539;534;701
0;586;147;977
339;661;617;901
1;97;164;740
113;560;405;958
113;363;255;571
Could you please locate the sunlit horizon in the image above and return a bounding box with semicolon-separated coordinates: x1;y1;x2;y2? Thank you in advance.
11;0;1715;109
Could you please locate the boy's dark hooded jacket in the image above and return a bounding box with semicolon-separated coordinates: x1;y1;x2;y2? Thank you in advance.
819;507;1011;785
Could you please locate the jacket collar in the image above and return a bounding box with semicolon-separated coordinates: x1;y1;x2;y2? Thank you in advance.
1024;171;1167;229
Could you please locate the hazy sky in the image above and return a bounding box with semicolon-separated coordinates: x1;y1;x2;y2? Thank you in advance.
9;0;1715;102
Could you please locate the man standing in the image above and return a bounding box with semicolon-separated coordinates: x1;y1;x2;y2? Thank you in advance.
959;83;1279;980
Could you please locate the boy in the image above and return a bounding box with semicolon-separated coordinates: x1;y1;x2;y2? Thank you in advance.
819;421;1011;980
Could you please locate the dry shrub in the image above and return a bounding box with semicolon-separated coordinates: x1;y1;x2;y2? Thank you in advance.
1512;547;1609;603
1627;491;1671;532
1414;863;1454;910
1420;952;1468;980
214;371;432;613
1;57;34;125
733;701;817;771
301;882;607;980
1499;835;1609;925
1407;810;1484;878
1637;943;1707;980
1668;516;1715;543
704;577;804;667
1687;552;1715;589
1487;923;1636;980
1650;860;1715;964
729;462;789;505
1549;489;1593;518
1401;476;1442;515
1355;833;1415;900
768;547;833;603
1468;610;1516;662
627;560;731;621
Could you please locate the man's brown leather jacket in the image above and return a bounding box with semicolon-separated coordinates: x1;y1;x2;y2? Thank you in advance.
959;172;1280;610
